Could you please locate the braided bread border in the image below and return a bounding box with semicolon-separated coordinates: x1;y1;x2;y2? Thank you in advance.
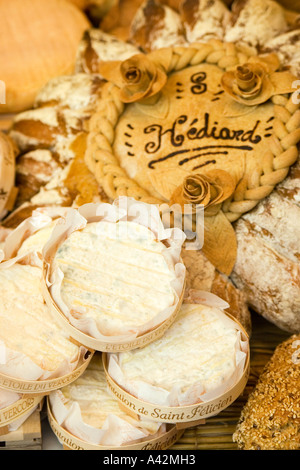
85;40;300;221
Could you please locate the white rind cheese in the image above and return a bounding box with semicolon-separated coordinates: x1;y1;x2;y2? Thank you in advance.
58;354;160;437
111;303;242;402
53;221;177;336
0;263;79;373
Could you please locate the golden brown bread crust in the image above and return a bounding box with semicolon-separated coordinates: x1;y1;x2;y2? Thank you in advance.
0;0;90;113
75;29;139;74
8;73;106;209
15;150;63;206
1;203;42;229
233;334;300;450
182;247;251;336
129;0;186;51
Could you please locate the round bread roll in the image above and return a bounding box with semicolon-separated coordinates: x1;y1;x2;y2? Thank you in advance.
0;0;90;113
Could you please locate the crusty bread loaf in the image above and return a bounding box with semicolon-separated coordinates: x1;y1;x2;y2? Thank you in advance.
2;132;109;229
129;0;186;51
0;132;18;221
225;0;288;48
179;0;231;43
10;73;104;154
15;150;62;207
231;159;300;334
263;28;300;78
233;334;300;450
75;29;139;74
100;0;145;40
9;73;105;208
0;0;90;113
182;247;251;336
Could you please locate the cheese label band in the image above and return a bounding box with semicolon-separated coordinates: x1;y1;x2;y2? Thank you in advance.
0;396;43;428
102;338;250;425
0;351;93;396
47;397;184;451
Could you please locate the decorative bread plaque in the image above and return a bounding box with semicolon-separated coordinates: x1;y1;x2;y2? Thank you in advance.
86;40;300;274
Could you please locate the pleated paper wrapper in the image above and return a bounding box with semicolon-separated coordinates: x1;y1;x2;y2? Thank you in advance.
42;197;187;352
47;368;183;450
0;206;73;267
0;253;92;396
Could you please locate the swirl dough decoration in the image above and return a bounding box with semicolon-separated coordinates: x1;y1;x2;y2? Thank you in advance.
85;40;300;275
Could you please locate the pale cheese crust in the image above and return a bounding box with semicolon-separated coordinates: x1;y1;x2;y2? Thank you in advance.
117;303;240;395
53;220;177;336
60;354;160;435
0;263;79;372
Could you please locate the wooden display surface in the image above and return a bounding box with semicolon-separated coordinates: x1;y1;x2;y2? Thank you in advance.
0;409;42;451
170;312;290;450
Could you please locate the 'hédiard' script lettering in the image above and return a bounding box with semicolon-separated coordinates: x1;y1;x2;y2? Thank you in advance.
144;113;262;169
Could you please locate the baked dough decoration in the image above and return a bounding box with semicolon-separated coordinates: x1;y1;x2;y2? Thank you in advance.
85;39;300;275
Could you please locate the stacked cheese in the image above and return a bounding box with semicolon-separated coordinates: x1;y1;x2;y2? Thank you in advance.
49;353;164;447
107;302;247;407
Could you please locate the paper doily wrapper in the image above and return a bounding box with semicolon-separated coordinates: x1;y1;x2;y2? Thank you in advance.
42;197;186;352
0;206;72;266
0;391;44;435
0;349;93;397
47;396;184;451
0;253;93;396
103;294;250;425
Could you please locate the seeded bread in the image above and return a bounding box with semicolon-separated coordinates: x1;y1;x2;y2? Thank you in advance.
233;334;300;450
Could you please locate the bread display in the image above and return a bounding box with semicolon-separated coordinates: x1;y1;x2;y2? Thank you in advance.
1;0;300;451
182;247;251;335
0;0;90;113
0;132;18;221
232;158;300;334
233;334;300;450
129;0;186;52
179;0;231;43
